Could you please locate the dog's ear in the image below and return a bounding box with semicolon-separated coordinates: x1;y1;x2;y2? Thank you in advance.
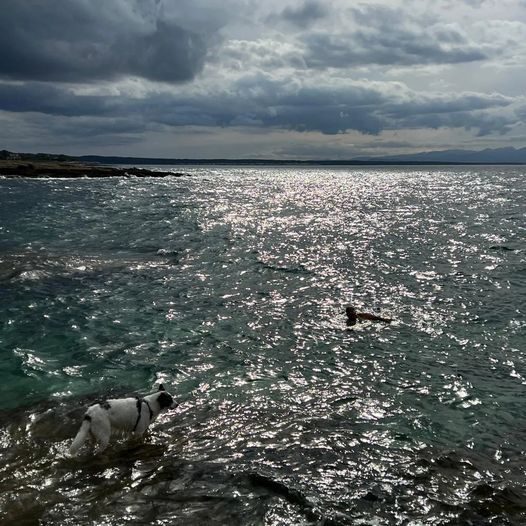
158;384;165;392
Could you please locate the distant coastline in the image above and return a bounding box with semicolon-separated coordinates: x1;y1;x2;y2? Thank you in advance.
1;147;526;175
78;156;526;166
78;145;526;165
0;153;187;179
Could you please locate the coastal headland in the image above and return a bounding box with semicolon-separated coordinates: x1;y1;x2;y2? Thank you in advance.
0;153;186;179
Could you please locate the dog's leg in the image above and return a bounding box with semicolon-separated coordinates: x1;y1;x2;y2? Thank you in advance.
70;417;91;455
91;417;111;453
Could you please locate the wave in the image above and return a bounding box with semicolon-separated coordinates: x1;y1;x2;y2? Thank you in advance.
0;249;180;283
256;261;310;274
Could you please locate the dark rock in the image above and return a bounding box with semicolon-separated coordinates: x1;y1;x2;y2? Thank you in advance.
0;160;189;178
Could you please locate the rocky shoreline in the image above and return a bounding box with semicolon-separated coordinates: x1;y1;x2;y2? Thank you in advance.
0;160;188;178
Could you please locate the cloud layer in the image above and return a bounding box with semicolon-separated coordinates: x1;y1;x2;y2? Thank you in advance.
0;0;209;82
304;5;492;68
0;0;525;157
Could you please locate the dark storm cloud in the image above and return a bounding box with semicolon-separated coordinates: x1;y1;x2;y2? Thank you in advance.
383;92;512;117
26;113;148;139
0;0;208;82
0;83;114;116
4;114;147;151
254;81;385;134
277;1;328;28
305;32;487;67
397;110;516;136
0;74;517;138
381;92;515;135
253;84;515;136
304;4;489;67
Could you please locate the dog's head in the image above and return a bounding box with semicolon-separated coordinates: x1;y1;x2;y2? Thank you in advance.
156;383;177;409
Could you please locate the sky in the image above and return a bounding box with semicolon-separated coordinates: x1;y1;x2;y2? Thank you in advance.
1;0;525;159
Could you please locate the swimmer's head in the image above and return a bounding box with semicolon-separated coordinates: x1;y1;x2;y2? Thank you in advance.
345;305;357;326
346;305;357;317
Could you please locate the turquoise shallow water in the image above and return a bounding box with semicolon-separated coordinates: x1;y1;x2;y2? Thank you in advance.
0;166;525;524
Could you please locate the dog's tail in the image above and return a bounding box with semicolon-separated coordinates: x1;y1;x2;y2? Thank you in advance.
70;414;91;454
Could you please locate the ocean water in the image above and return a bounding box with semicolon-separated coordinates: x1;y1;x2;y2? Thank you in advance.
0;166;525;525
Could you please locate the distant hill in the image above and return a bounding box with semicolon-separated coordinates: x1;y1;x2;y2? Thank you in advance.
357;147;526;164
2;147;526;166
79;147;526;165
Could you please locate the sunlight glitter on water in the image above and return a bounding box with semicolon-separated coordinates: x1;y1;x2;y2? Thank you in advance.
0;166;525;524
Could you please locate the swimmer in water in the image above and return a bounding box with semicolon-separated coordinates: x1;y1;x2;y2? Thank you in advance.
346;305;392;327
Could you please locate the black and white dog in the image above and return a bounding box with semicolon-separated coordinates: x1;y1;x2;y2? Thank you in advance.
70;384;176;454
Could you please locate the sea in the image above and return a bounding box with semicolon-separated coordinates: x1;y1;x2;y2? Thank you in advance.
0;165;525;525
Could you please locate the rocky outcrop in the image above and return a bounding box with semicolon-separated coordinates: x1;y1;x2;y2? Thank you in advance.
0;161;189;178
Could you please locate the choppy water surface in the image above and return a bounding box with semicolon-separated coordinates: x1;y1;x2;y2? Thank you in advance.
1;166;525;525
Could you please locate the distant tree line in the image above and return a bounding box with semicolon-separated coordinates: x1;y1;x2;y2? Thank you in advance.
0;150;74;162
